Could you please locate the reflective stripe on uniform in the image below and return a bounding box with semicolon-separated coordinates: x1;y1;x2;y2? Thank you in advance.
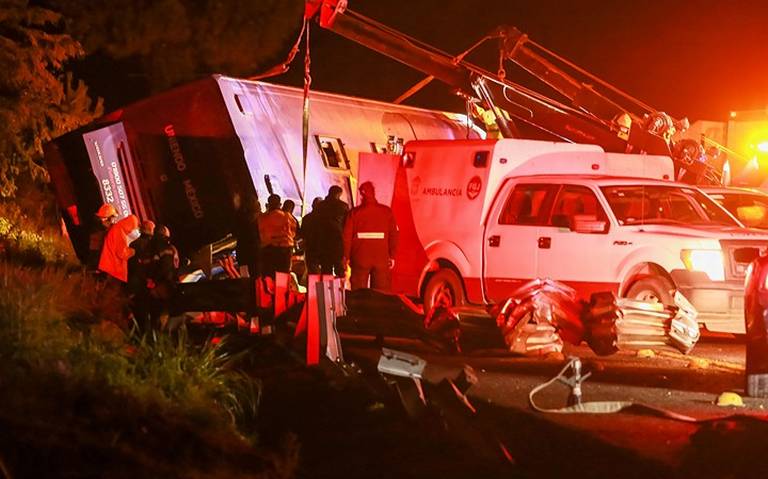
357;232;385;239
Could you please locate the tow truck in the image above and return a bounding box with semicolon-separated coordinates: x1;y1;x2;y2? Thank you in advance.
304;0;723;185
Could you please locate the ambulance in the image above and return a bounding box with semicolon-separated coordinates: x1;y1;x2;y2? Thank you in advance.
362;139;768;334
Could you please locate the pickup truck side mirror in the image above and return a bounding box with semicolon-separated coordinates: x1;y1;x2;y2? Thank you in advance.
570;215;608;234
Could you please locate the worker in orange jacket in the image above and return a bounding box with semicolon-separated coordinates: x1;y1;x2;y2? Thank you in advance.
87;203;118;271
258;194;295;277
98;214;139;283
343;181;399;291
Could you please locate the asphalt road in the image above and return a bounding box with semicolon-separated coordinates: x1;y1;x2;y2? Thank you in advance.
334;291;768;477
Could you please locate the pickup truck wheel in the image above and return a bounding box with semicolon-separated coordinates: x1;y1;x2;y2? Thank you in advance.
625;276;674;305
423;269;465;312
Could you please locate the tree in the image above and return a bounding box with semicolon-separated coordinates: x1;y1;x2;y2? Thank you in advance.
55;0;304;93
0;0;101;197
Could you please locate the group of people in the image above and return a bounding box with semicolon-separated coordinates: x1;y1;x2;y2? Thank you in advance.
88;204;179;330
85;179;398;333
239;181;399;291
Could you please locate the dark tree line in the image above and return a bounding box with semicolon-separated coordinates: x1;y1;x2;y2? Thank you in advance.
0;0;303;197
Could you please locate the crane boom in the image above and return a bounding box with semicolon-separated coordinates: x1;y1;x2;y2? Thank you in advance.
304;0;720;184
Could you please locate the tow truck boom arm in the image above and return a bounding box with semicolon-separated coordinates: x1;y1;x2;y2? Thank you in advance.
304;0;721;184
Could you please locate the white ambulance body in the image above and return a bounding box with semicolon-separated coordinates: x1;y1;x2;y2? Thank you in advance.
364;138;768;334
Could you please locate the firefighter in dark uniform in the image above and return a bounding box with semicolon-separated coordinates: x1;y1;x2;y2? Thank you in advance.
148;225;179;330
234;195;262;278
316;185;349;276
299;197;324;273
343;181;399;291
128;220;155;330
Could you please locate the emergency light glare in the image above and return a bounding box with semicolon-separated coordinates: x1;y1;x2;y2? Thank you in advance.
681;250;725;281
757;141;768;153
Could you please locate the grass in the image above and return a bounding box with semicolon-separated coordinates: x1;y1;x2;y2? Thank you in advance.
0;199;76;267
0;199;298;478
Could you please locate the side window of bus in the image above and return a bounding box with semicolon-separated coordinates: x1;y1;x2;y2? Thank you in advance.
498;184;557;225
548;185;608;232
315;136;350;170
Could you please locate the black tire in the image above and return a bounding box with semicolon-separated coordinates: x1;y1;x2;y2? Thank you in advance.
625;276;675;305
422;269;465;312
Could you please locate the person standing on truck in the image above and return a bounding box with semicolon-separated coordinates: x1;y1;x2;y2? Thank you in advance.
87;203;118;271
316;185;349;276
343;181;398;291
234;195;262;278
258;194;295;277
299;197;324;273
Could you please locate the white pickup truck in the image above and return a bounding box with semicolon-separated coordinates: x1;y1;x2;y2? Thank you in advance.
363;138;768;334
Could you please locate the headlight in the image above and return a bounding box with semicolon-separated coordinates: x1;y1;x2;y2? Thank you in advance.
681;250;725;281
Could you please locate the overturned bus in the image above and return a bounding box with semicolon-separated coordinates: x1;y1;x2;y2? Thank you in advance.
44;74;481;269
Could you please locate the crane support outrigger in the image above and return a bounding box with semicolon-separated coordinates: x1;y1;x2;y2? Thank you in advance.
304;0;722;184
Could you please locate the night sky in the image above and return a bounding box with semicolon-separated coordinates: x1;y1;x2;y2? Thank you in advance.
274;0;768;122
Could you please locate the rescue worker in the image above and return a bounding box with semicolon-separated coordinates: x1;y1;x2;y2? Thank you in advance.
234;195;262;278
87;203;118;270
343;181;398;291
147;225;179;330
299;197;324;273
316;185;349;276
282;199;299;237
98;214;138;284
128;220;155;330
258;194;295;277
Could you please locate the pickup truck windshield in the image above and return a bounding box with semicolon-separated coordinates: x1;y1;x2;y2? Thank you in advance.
600;185;738;227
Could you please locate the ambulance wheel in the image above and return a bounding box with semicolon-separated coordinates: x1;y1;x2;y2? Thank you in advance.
423;269;465;312
625;276;674;305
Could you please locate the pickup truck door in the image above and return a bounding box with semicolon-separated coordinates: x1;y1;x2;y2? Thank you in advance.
483;182;558;302
536;184;619;298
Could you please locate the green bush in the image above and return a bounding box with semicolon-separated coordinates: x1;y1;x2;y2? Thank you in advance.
0;200;76;267
0;208;294;476
0;261;260;431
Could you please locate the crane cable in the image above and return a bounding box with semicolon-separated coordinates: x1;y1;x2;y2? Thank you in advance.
301;19;312;218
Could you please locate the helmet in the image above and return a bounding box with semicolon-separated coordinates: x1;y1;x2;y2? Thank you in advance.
96;203;118;219
156;225;171;238
140;220;155;235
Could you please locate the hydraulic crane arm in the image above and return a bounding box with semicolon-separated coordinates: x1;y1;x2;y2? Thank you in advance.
304;0;630;146
304;0;720;184
498;27;656;127
305;1;521;137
